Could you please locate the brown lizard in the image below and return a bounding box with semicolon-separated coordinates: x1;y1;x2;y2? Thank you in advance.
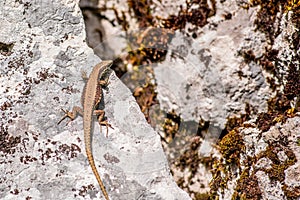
58;60;113;200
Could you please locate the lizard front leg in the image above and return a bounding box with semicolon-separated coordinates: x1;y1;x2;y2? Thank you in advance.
57;106;83;125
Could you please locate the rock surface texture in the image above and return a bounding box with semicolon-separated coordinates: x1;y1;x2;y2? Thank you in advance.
1;0;300;200
0;0;190;199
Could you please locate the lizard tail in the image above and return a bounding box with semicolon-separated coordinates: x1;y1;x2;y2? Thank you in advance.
86;150;110;200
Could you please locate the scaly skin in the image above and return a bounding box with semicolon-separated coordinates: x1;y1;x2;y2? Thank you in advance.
83;61;112;200
58;60;113;200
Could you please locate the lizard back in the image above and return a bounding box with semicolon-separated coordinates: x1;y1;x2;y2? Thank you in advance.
82;60;113;200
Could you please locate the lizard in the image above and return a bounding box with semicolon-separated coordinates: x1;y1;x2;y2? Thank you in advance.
58;60;113;200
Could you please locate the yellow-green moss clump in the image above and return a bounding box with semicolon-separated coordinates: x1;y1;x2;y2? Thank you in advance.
232;167;262;200
218;129;245;164
209;130;246;198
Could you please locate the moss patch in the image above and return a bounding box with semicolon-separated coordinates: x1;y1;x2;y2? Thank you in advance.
209;130;246;197
218;129;245;164
232;168;262;200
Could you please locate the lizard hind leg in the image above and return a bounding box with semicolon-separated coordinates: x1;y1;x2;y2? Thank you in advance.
100;120;114;137
94;110;113;137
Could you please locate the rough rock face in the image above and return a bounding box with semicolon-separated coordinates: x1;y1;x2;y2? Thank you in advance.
78;0;299;199
216;116;300;200
1;0;299;199
0;0;190;199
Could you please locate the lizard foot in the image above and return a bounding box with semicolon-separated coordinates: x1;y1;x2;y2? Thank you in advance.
57;109;76;125
57;106;82;125
99;120;114;137
94;109;113;137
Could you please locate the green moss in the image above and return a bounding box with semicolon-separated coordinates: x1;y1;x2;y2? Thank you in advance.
267;163;286;181
161;0;216;32
236;0;300;133
209;159;228;198
245;0;299;41
230;142;297;199
282;185;300;199
285;0;300;28
231;156;262;200
257;143;297;197
297;139;300;146
223;103;254;134
255;56;299;132
209;130;246;198
214;1;300;198
162;110;181;143
127;0;154;27
218;129;245;164
194;192;210;200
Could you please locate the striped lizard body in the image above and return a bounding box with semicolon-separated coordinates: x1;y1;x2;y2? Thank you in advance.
58;60;113;200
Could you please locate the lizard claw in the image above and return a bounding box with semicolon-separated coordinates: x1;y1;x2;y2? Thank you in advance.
57;109;73;125
99;121;114;137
